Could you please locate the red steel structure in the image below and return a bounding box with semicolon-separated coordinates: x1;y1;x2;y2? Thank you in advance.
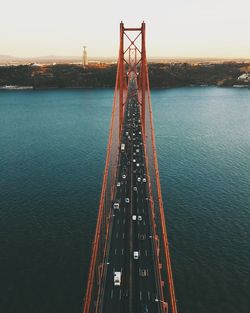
83;22;177;313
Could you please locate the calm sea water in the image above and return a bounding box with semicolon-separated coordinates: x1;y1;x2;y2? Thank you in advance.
0;87;249;313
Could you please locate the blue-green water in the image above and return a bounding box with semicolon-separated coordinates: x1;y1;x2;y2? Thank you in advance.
0;87;249;313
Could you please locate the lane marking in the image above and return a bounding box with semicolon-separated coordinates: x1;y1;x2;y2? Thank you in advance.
148;291;150;300
117;219;120;225
122;248;124;255
111;289;113;299
115;249;117;255
145;249;148;256
123;233;125;239
140;290;142;301
119;289;122;300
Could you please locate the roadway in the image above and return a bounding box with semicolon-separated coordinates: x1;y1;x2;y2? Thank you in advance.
100;79;162;313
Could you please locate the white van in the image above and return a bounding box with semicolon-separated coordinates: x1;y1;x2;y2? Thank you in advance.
114;272;121;286
121;143;125;152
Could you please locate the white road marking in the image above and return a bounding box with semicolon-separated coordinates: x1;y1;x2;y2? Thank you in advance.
115;249;117;255
148;291;150;300
122;248;124;255
119;289;122;299
123;233;125;239
140;290;142;301
111;289;113;299
145;249;148;256
117;219;120;225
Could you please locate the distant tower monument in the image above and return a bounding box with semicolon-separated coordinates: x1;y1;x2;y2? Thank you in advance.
83;46;88;67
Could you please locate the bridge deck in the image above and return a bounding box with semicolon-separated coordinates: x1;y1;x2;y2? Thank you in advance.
99;80;162;313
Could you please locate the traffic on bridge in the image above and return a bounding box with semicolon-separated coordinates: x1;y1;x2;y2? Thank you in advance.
83;22;177;313
100;79;162;313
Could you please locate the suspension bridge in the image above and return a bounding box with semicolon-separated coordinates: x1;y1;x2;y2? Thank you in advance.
83;22;177;313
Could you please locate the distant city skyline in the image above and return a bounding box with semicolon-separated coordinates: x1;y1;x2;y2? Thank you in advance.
1;0;250;59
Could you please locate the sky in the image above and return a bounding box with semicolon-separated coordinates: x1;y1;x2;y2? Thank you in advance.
1;0;250;59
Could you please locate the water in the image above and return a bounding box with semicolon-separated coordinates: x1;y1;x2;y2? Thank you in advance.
0;87;249;313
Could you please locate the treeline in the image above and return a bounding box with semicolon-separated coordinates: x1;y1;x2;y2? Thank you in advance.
0;62;248;88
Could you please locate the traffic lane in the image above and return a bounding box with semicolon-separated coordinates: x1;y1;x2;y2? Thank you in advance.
102;116;132;311
136;193;159;313
139;185;161;312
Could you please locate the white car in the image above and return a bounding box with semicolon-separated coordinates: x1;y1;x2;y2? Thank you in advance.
117;182;121;187
125;197;130;203
142;178;146;183
133;251;139;260
137;177;141;182
122;174;126;179
133;159;136;163
136;163;140;167
138;215;142;221
113;202;120;210
133;186;137;191
132;215;137;221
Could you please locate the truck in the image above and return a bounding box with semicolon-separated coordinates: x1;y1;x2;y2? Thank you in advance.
114;271;121;286
121;143;125;152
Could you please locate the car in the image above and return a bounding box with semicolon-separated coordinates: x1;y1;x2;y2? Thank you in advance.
142;178;146;183
132;215;137;221
122;174;126;179
113;202;120;210
125;197;130;203
114;272;121;286
139;268;148;277
117;182;121;187
133;186;137;191
133;159;136;163
139;234;146;240
137;177;141;182
136;149;139;153
139;131;141;135
141;304;148;313
138;215;142;221
127;161;130;165
136;163;140;167
133;251;139;260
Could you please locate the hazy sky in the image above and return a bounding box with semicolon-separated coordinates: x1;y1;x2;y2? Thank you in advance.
1;0;250;58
